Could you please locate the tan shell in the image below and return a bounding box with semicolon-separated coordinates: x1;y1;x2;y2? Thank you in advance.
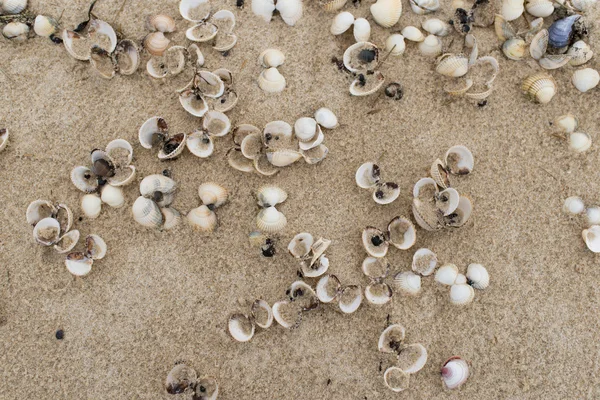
143;32;170;56
146;15;177;33
522;73;556;104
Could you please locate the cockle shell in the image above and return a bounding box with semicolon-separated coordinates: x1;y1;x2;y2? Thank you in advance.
257;185;287;207
430;159;450;188
65;252;93;276
26;199;56;227
146;15;176;33
71;166;99;193
387;216;416;250
266;149;302;167
412;248;437;276
88;19;117;54
384;367;410;392
362;257;390;280
362;226;388;258
567;41;593;66
435;263;459;286
165;363;197;395
115;39;140;76
100;185;125;208
228;313;255;342
288;232;314;258
330;11;355;35
143;31;170;56
572;68;600;93
522;73;556;104
320;0;348;11
259;48;285;68
288;281;319;311
298;128;324;150
350;71;385;96
62;30;92;60
85;234;107;260
81;194;102;219
316;274;341;303
105;139;133;167
436;188;460;216
314;108;338;129
186;22;218;43
54;230;80;254
583;225;600;253
256;206;287;233
252;0;276;22
187;131;213;158
378;324;405;353
436;54;469;77
3;22;29;42
179;0;211;22
501;0;525;21
394;271;422;295
418;35;442;57
179;90;209;117
422;18;450;36
251;299;273;329
258;67;286;93
2;0;27;14
365;282;393;305
569;132;592;153
276;0;303;26
548;15;580;49
34;15;59;37
187;205;218;232
385;34;406;56
158;133;187;160
444;196;472;228
442;357;470;389
372;182;400;204
161;207;181;230
294;117;318;142
132;196;163;228
397;343;428;374
539;54;572;70
338;285;363;314
343;41;379;73
466;263;489;289
413;176;439;198
353;18;371;42
525;0;554;17
586;207;600;225
33;217;61;246
450;282;475;305
272;300;302;328
502;37;526;60
529;29;548;61
445;145;474;175
370;0;402;28
555;114;579;134
198;182;228;208
401;26;425;42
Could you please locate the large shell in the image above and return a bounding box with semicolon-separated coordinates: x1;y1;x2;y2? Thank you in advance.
418;34;442;57
435;263;459;286
397;343;428;374
384;367;410;392
179;0;211;22
198;182;228;208
583;225;600;253
412;248;437;276
33;217;61;246
450;283;475;305
355;162;381;189
132;197;163;228
387;216;416;250
275;0;303;26
187;205;218;232
330;11;355;35
413;177;439;199
258;67;286;93
165;363;198;395
378;324;405;353
572;68;600;93
320;0;348;11
65;252;93;277
442;357;470;389
362;226;389;258
365;282;393;305
436;54;469;77
251;0;276;22
466;263;489;289
548;15;580;49
394;271;422;295
316;274;341;303
343;42;379;73
228;313;255;342
522;73;556;104
370;0;402;28
256;206;287;233
338;285;363;314
257;186;288;208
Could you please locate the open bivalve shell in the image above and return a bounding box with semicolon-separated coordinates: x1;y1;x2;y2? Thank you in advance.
445;145;474;175
165;363;197;395
378;324;406;353
397;343;428;374
198;182;228;208
582;225;600;253
316;274;342;303
362;256;390;280
384;367;410;392
365;282;393;305
350;71;385;96
338;285;363;313
372;182;400;204
65;252;94;276
362;226;389;258
442;357;470;389
356;162;381;189
343;42;379;73
179;0;211;22
272;300;302;329
387;216;416;250
412;248;437;276
394;271;422;295
33;217;61;246
228;313;255;342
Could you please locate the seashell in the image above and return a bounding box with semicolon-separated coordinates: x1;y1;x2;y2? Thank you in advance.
139;117;168;149
301;144;329;164
394;271;422;295
143;32;170;57
186;22;218;43
159;45;186;77
422;18;450;36
583;225;600;252
370;0;402;28
34;15;59;37
211;9;235;32
179;90;209;117
198;182;228;208
436;54;469;77
330;11;355;35
263;120;293;149
257;206;287;233
165;363;198;395
56;204;73;236
65;252;93;277
33;217;60;246
179;0;211;22
412;248;437;276
259;49;285;68
160;207;181;230
567;41;593;66
294;117;318;142
254;153;280;176
62;30;91;61
266;149;303;167
501;0;525;21
572;68;600;93
525;0;554;16
444;196;472;228
563;196;585;215
430;159;450;188
419;34;442;57
365;282;393;305
301;254;329;278
251;299;273;329
105;138;133;168
298;127;324;151
385;34;406;56
378;324;405;353
350;70;385;96
212;89;238;113
314;107;338;129
81;194;102;219
239;132;263;160
372;182;400;205
384;367;410;392
132;196;163;228
3;22;29;42
343;42;379;73
452;8;472;35
228;313;255;342
100;185;125;208
88;19;117;54
272;300;302;328
187;205;218;232
548;15;580;49
188;131;214;159
158;133;187;160
401;26;425;42
442;357;470;389
193;70;226;97
71;166;99;193
569;132;592;153
494;14;516;41
410;0;440;14
362;256;390;280
252;0;276;22
450;283;475;305
213;32;238;52
570;0;598;11
258;67;286;93
522;73;556;104
436;188;460;216
146;14;176;33
188;44;205;68
387;216;416;250
502;37;526;60
316;274;341;303
91;149;115;178
338;285;363;314
288;232;314;258
529;29;548;61
84;234;107;260
2;0;27;14
320;0;348;11
435;263;459;285
227;147;254;173
586;207;600;225
276;0;303;26
26;200;56;227
466;263;489;289
257;185;288;208
397;343;428;374
539;54;572;70
288;281;319;311
353;18;371;42
362;226;389;258
412;199;443;231
0;128;7;152
413;177;438;199
194;376;219;400
203;110;231;138
54;230;80;254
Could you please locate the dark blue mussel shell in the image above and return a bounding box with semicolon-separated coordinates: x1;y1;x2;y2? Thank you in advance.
548;15;581;48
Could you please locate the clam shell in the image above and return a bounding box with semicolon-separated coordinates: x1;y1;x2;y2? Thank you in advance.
90;149;116;178
569;132;592;153
187;205;218;232
139;116;168;149
301;254;329;278
378;324;406;353
320;0;348;11
583;225;600;253
422;18;450;36
146;14;176;33
394;271;422;295
54;230;80;254
316;274;341;303
187;131;214;158
105;139;133;168
203;110;231;137
350;71;385;96
227;147;255;173
466;263;489;289
188;44;205;68
186;22;218;43
387;216;416;250
442;357;470;389
251;0;276;22
385;34;406;56
494;13;516;41
256;206;287;233
165;45;187;76
288;232;313;258
365;282;393;305
266;149;302;167
586;207;600;225
370;0;402;28
26;199;56;227
34;15;59;37
502;37;526;61
240;132;263;159
353;18;371;42
71;166;99;193
158;133;187;160
397;343;428;374
563;196;585;215
436;54;469;77
301;144;329;164
275;0;303;26
213;32;238;52
445;145;473;175
554;114;578;134
413;177;438;199
362;226;389;258
294;117;318;142
355;162;381;189
166;363;197;395
501;0;525;21
100;185;125;208
343;42;379;73
179;90;209;117
258;67;286;93
272;300;302;328
418;34;442;57
288;280;320;310
191;376;219;400
450;283;475;305
62;30;92;61
81;194;102;219
85;234;107;260
251;299;274;329
33;217;61;246
257;185;288;208
372;182;400;204
330;11;354;35
410;0;440;14
179;0;211;22
259;48;285;68
436;188;460;216
198;182;228;208
54;203;72;233
572;68;600;93
430;159;450;188
444;196;472;228
412;198;443;231
212;89;238;113
529;29;548;61
384;367;410;392
539;54;572;70
254;153;280;176
362;256;391;280
567;40;593;66
161;207;181;230
314;107;338;129
297;128;324;150
2;0;27;14
228;313;255;342
65;252;93;277
88;19;117;53
338;285;363;313
435;263;459;286
401;26;425;42
264;120;293;149
525;0;554;17
132;197;163;228
412;248;437;276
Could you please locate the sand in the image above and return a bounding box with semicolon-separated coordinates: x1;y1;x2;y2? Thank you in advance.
1;0;600;398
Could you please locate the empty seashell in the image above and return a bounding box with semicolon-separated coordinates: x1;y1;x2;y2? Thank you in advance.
198;183;228;208
436;54;469;77
34;15;59;37
114;39;140;75
384;367;410;392
100;185;125;208
331;11;355;35
62;30;92;61
450;283;475;305
529;29;548;61
166;363;198;395
276;0;303;26
539;54;572;70
525;0;554;17
569;132;592;153
435;263;459;286
442;357;470;389
251;299;273;329
257;185;287;208
139;117;168;149
418;35;442;57
84;234;107;260
338;285;363;313
187;131;214;158
343;42;379;73
54;230;80;254
548;15;580;49
185;22;218;43
257;206;287;233
373;182;400;205
54;204;72;234
146;14;176;33
568;41;593;66
294;117;318;142
179;0;211;22
71;166;99;193
320;0;348;11
436;188;460;216
502;37;526;60
187;205;217;232
158;133;187;160
227;147;254;173
302;254;329;278
362;226;389;258
258;67;286;93
353;18;371;42
272;300;302;328
501;0;525;21
298;127;324;150
401;26;425;42
397;343;428;374
316;274;341;303
2;0;27;14
3;22;29;42
266;149;302;167
523;72;557;103
370;0;402;28
132;196;163;228
81;194;102;219
412;248;437;276
192;376;219;399
88;19;117;54
254;153;280;176
314;108;338;129
385;34;406;56
365;282;393;305
301;144;329;164
161;207;181;230
394;271;422;295
410;0;440;14
583;225;600;253
430;159;450;188
228;313;255;342
65;252;93;277
387;216;416;250
572;68;600;93
288;232;314;258
586;207;600;225
378;324;405;353
422;18;450;36
444;196;472;228
179;89;209;117
356;162;381;189
413;177;438;199
259;48;285;68
26;200;56;227
252;0;276;22
33;217;60;246
140;175;176;198
362;257;390;280
350;71;385;96
466;263;489;289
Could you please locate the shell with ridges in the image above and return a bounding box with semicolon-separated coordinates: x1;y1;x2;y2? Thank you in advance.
132;196;163;228
179;0;211;22
258;67;286;93
256;206;287;233
450;283;475;305
370;0;402;28
525;0;554;17
330;11;355;35
466;263;489;289
34;15;59;37
410;0;440;14
2;0;27;14
259;48;285;68
436;54;469;77
252;0;276;22
503;37;526;60
81;194;102;219
343;42;379;73
276;0;303;26
394;271;422;295
501;0;525;21
187;205;218;232
54;230;80;254
198;182;228;208
418;34;442;57
435;263;459;285
146;15;176;33
257;186;287;208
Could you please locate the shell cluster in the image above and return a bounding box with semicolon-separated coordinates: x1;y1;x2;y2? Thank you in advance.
355;162;401;205
251;0;303;26
165;362;218;399
255;186;288;233
187;182;229;233
435;263;490;305
70;140;136;219
379;324;428;392
441;356;470;389
228;299;273;342
258;49;286;93
563;196;600;253
550;114;591;153
412;146;474;231
183;7;238;53
288;233;332;278
227;109;336;175
362;217;417;259
178;69;239;116
132;174;181;230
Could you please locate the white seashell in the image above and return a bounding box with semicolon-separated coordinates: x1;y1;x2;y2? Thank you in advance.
413;177;438;198
529;29;548;61
165;364;197;395
502;37;526;60
85;234;107;260
362;226;389;258
466;263;489;289
449;283;475;305
330;11;355;35
302;254;329;278
70;166;98;193
143;31;170;56
275;0;303;26
370;0;402;28
412;248;437;276
251;299;273;329
203;110;231;137
288;232;314;258
570;0;598;11
114;39;140;76
198;182;228;208
185;22;218;43
187;205;218;232
522;73;556;103
365;283;393;305
294;117;318;142
586;207;600;225
410;0;440;14
2;0;27;14
436;54;469;77
62;29;91;61
314;108;338;129
501;0;525;21
146;14;176;33
298;128;324;151
378;324;405;353
188;44;205;68
100;185;125;208
316;274;341;303
65;252;93;277
525;0;554;17
140;174;176;198
444;196;472;228
554;114;578;133
34;15;59;37
568;41;593;66
394;271;422;295
158;133;187;160
227;147;254;173
435;263;459;286
26;199;56;226
418;34;442;57
401;26;425;42
387;216;416;250
88;19;117;53
436;188;460;216
256;206;287;233
539;54;572;70
583;225;600;253
132;197;163;228
263;121;293;149
228;313;255;342
422;18;450;36
259;48;285;68
179;0;211;22
252;0;276;22
353;18;371;42
81;194;102;219
569;132;592;153
33;217;61;246
139;116;168;149
445;145;474;175
362;257;390;280
257;185;288;208
350;70;385;96
343;41;379;73
442;357;470;389
179;90;209;117
3;22;29;42
301;144;329;165
385;34;406;56
384;367;410;393
572;68;600;93
213;32;238;52
258;67;286;93
160;207;181;230
54;230;80;254
338;285;363;313
272;300;301;328
266;149;302;167
105;139;133;169
397;343;428;374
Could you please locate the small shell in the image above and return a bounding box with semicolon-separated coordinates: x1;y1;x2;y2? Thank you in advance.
525;0;554;17
442;357;470;389
165;45;187;77
139;116;168;149
539;54;572;70
384;367;410;392
316;274;341;303
301;144;329;164
569;132;592;153
228;313;255;342
256;206;287;233
100;185;125;208
586;207;600;225
213;32;238;52
356;162;381;189
362;257;390;280
227;148;254;173
567;41;593;66
365;282;393;305
258;67;286;93
302;254;329;278
161;207;181;230
62;30;91;61
413;177;438;198
140;174;176;198
314;108;338;129
572;68;600;93
350;71;385;96
430;159;450;188
564;196;585;215
70;166;99;193
418;34;442;57
3;22;29;42
413;199;443;231
2;0;27;14
494;13;516;41
251;0;276;22
436;54;469;77
502;37;526;61
251;299;273;329
288;232;314;258
299;131;325;157
583;225;600;253
412;248;437;276
187;131;214;158
378;324;406;353
179;90;209;117
343;42;379;73
259;48;285;68
88;19;117;53
187;205;218;232
435;263;459;286
410;0;439;13
362;226;389;258
257;186;287;208
263;120;294;149
105;139;133;169
191;376;219;399
132;196;163;228
370;0;403;28
198;182;228;208
26;199;56;227
54;230;80;254
385;34;406;56
450;283;475;305
522;73;557;104
320;0;348;11
387;216;416;250
401;26;425;42
203;110;231;137
0;128;7;152
34;15;59;37
254;154;280;176
372;182;400;205
397;343;428;374
529;29;548;61
146;14;176;33
158;133;187;160
353;18;371;42
394;271;422;295
338;285;363;314
501;0;525;21
436;188;460;216
65;252;93;277
85;234;107;260
294;117;318;142
445;145;473;175
185;22;218;43
330;11;355;35
272;300;302;328
179;0;211;22
166;363;197;395
33;217;61;246
444;196;472;228
266;149;302;167
422;18;450;36
466;263;489;289
570;0;597;11
275;0;303;26
81;194;102;219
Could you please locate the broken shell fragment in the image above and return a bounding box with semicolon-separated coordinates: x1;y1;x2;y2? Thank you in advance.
394;271;422;295
198;182;228;208
362;226;389;258
412;248;437;276
378;324;405;353
583;225;600;253
228;313;255;342
539;54;572;70
442;357;470;389
256;206;287;233
397;343;428;374
65;252;94;276
266;149;302;167
0;128;7;152
387;216;416;250
435;263;459;286
466;263;489;289
316;274;341;303
384;367;410;392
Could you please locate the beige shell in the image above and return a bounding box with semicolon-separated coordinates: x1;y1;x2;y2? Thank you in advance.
34;15;59;37
338;285;363;314
572;68;600;93
349;71;385;96
143;32;171;56
257;185;288;207
501;0;525;21
316;274;341;303
370;0;402;28
502;37;526;60
228;313;255;342
387;216;416;250
115;39;140;76
494;14;516;41
320;0;348;11
362;226;389;258
65;252;94;277
2;0;27;14
384;367;410;392
436;54;469;77
132;196;163;228
567;41;593;66
187;205;218;232
401;26;425;42
397;343;428;374
412;248;437;276
525;0;554;17
161;207;181;230
259;48;285;68
522;73;556;104
539;54;572;70
258;67;286;93
418;35;442;57
146;14;176;33
365;282;393;305
256;206;287;233
198;182;228;208
266;149;302;167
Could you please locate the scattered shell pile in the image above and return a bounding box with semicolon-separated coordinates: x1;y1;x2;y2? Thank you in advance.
0;128;8;152
564;196;600;253
288;233;332;277
228;299;273;342
71;140;136;219
251;0;303;26
355;162;401;205
178;69;239;116
165;362;218;399
132;174;180;230
255;185;288;233
435;263;490;305
550;113;591;152
182;5;238;53
258;48;286;93
187;182;229;232
441;356;470;389
378;324;428;392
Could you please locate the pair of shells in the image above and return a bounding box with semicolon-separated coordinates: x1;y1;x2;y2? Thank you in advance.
343;42;386;96
27;201;79;254
441;356;470;389
370;0;402;28
65;235;107;276
528;29;576;71
379;324;428;392
355;162;400;205
294;108;338;150
362;217;417;260
552;114;592;153
179;69;238;116
185;10;238;52
563;196;600;226
251;0;303;26
187;182;229;233
146;44;207;79
316;274;363;314
228;299;273;342
430;145;474;189
1;0;27;14
272;281;321;329
165;362;218;399
132;174;181;230
412;177;473;231
256;186;288;233
88;39;140;79
361;257;396;304
391;248;438;296
330;12;371;43
435;263;489;305
62;20;116;59
0;128;8;153
257;49;287;92
288;233;332;278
